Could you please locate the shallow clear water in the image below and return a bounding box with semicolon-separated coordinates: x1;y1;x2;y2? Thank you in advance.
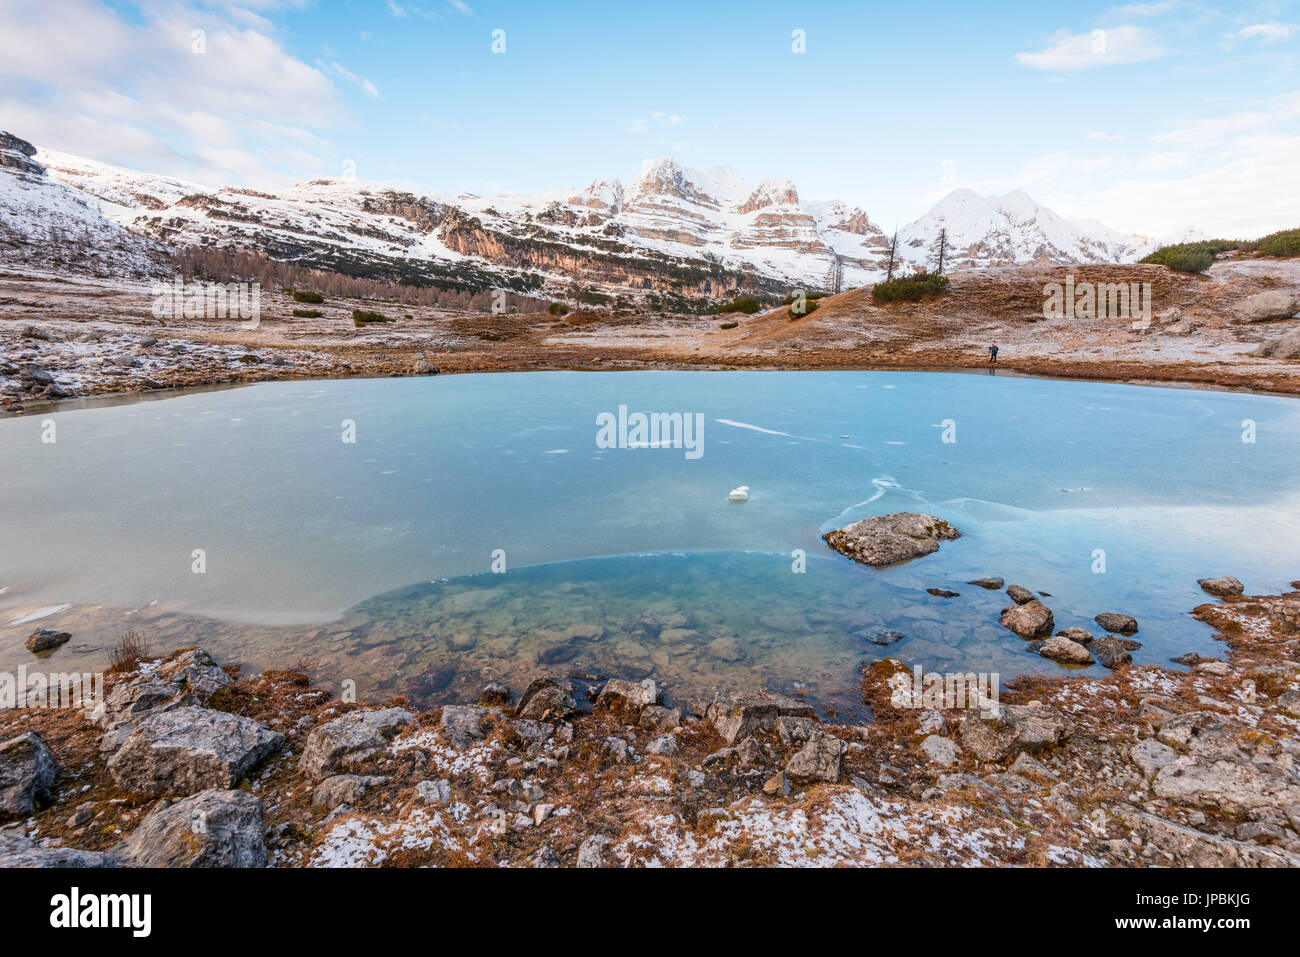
3;370;1299;711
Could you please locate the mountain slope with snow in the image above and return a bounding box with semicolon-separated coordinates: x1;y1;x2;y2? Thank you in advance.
1;133;1168;305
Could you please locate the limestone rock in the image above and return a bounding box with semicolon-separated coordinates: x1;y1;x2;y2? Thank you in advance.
959;703;1069;762
312;774;387;808
117;789;267;867
920;735;960;767
0;832;113;868
440;704;499;750
1236;290;1300;323
108;707;283;797
784;730;843;783
0;733;58;816
705;691;816;744
515;676;578;721
1005;584;1035;604
298;707;414;779
597;678;660;713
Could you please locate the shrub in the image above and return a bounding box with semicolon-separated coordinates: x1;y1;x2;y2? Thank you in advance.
871;271;950;303
718;298;760;315
108;630;150;673
547;302;567;315
719;320;738;329
781;291;828;305
1254;228;1300;257
292;309;323;318
1140;240;1237;270
292;290;324;303
1158;247;1213;273
353;309;394;327
788;300;819;320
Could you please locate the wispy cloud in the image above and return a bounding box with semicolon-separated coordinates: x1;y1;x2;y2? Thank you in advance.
318;59;380;99
447;0;473;16
1224;21;1298;46
1017;25;1166;70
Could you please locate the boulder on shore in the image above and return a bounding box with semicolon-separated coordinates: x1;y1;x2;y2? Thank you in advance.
299;708;415;779
822;512;960;567
1255;326;1300;359
116;789;267;867
0;732;58;816
1236;290;1300;323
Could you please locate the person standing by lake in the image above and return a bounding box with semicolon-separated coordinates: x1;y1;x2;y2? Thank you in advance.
988;344;999;364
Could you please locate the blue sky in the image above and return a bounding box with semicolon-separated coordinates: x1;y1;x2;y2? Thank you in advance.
2;0;1298;236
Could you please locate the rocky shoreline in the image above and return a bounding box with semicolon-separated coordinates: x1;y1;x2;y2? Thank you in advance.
2;579;1297;868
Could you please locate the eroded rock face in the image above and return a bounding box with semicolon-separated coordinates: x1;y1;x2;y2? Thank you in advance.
117;789;267;868
999;600;1055;638
299;708;415;779
822;512;960;567
959;703;1069;762
705;691;816;745
108;707;284;797
0;732;58;816
1118;809;1300;867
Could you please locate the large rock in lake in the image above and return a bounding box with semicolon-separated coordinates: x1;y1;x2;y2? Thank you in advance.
999;600;1054;638
0;732;58;816
822;512;960;567
116;789;267;867
107;706;284;796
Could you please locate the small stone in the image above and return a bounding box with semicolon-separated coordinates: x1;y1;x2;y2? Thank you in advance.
638;705;681;732
412;779;452;805
645;734;679;756
762;772;790;797
966;577;1004;590
919;735;960;767
576;834;613;868
532;803;555;825
478;682;510;706
927;587;960;598
1006;584;1035;604
784;730;842;783
1009;752;1056;779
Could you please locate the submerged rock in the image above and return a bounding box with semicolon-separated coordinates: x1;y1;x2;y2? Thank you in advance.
822;512;960;567
966;577;1004;590
1090;635;1140;669
926;587;960;598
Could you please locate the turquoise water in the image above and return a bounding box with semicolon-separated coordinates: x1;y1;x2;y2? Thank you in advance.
2;371;1298;710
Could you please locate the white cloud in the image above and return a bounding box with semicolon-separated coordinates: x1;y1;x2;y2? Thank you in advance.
447;0;473;15
1017;25;1166;70
0;0;346;186
1087;130;1124;141
1106;1;1178;18
319;59;381;99
627;117;648;134
1225;21;1298;45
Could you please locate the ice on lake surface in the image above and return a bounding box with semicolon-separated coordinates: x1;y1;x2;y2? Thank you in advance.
3;370;1299;712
